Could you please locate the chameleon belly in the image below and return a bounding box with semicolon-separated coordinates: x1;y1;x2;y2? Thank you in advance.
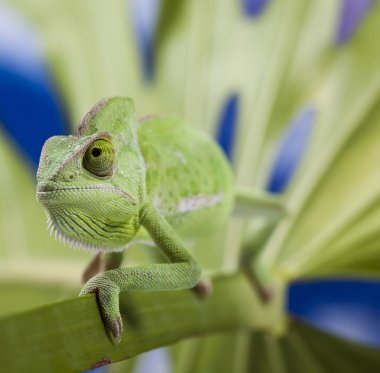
138;116;234;238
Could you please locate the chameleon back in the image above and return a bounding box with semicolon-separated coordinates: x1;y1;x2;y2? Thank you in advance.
137;116;234;239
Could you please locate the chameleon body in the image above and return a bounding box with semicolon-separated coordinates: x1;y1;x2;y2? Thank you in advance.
36;97;233;342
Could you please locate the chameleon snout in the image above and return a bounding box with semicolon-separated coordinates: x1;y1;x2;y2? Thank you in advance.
36;182;58;201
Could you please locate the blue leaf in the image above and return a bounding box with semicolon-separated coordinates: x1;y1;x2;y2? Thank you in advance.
266;105;315;193
0;5;68;172
215;94;239;161
335;0;373;45
288;279;380;347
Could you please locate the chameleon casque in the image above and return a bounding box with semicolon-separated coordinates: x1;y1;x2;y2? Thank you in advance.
36;97;281;343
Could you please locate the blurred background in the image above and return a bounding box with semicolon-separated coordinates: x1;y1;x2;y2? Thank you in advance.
1;0;380;371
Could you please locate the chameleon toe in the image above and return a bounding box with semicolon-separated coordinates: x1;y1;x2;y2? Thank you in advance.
108;316;124;344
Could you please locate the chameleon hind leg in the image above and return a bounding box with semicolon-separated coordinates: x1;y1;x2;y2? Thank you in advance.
82;252;124;283
80;205;201;344
234;186;286;301
82;253;104;284
233;186;286;221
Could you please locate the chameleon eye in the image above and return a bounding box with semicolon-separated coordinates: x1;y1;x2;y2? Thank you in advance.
83;139;114;177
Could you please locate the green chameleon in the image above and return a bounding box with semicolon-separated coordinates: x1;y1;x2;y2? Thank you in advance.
36;97;283;343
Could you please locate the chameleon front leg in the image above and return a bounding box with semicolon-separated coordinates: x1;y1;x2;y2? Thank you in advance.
79;205;201;343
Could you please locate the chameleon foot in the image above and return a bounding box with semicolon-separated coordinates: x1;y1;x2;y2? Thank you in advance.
193;278;213;298
79;274;123;344
243;260;275;302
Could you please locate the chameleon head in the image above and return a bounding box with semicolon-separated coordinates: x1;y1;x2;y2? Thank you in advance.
36;97;146;252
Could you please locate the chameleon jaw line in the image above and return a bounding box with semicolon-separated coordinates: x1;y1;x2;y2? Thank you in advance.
37;185;135;202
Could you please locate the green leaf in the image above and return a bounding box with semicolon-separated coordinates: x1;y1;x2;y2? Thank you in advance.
248;319;380;372
0;273;284;373
281;319;380;372
259;1;380;279
10;0;143;124
172;332;250;373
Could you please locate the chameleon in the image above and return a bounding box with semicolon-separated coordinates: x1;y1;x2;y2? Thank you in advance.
36;97;284;343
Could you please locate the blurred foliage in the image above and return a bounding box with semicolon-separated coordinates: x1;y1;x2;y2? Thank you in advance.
1;0;380;372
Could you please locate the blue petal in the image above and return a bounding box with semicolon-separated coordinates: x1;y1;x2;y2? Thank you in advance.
288;279;380;347
215;94;239;161
241;0;269;17
266;105;315;194
134;348;172;373
0;5;68;171
335;0;373;45
130;0;161;82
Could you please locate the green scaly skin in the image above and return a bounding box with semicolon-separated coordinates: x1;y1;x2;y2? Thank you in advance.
36;97;234;343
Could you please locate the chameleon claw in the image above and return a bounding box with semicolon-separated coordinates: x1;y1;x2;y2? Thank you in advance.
108;316;123;344
193;278;213;298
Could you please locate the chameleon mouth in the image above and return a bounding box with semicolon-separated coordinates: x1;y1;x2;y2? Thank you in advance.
36;184;135;201
37;183;57;193
36;183;58;199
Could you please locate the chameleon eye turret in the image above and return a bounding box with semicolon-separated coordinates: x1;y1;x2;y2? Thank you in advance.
83;139;115;177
